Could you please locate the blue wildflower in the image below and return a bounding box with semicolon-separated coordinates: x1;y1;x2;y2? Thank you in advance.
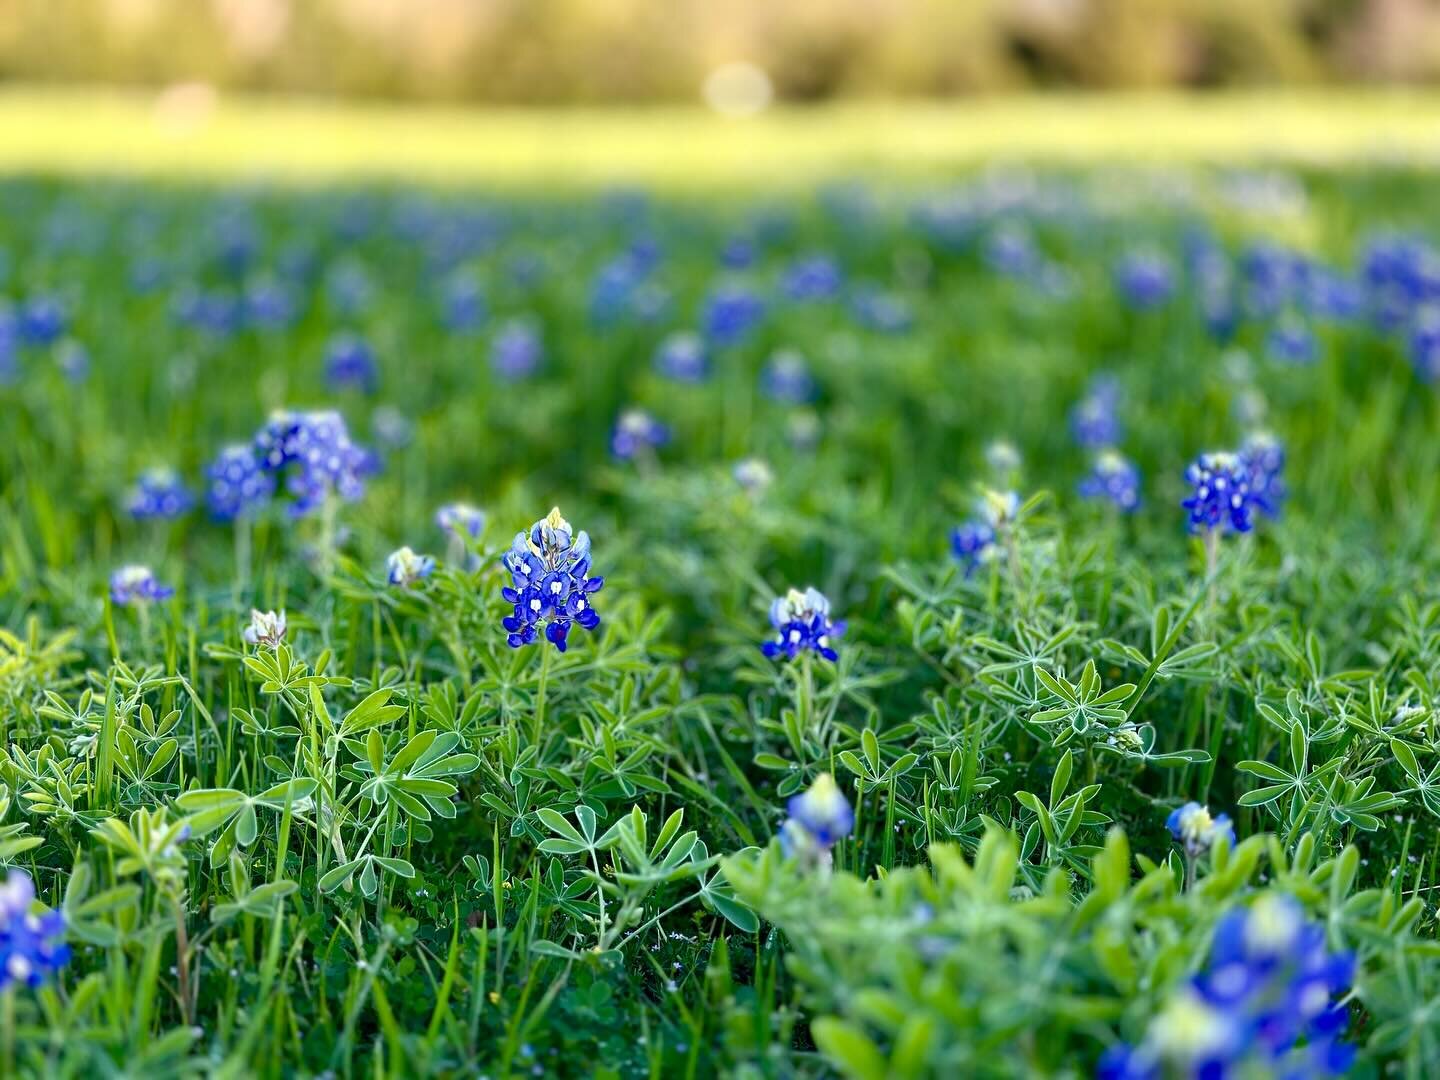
206;444;274;521
782;255;842;302
779;773;854;867
950;521;995;576
611;408;669;461
985;224;1038;276
244;278;297;331
720;236;756;270
1116;251;1175;310
653;331;708;383
850;287;913;333
501;507;604;652
1100;895;1354;1080
1071;379;1122;449
1266;317;1317;364
386;546;435;588
109;565;173;606
1240;432;1285;517
18;296;66;346
733;457;774;493
0;871;69;990
1080;450;1141;512
1182;452;1254;534
761;349;814;404
1409;306;1440;383
441;274;486;331
324;333;379;394
1167;801;1235;857
253;409;372;517
126;467;194;521
436;502;486;540
490;320;542;380
703;282;764;346
761;587;846;663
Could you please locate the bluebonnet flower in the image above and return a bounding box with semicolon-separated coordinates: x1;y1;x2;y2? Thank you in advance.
1070;379;1122;449
950;521;995;575
242;609;287;649
1167;801;1235;857
500;507;604;652
55;339;89;383
0;307;17;385
611;408;669;461
985;224;1038;276
441;274;486;331
1099;895;1354;1080
490;320;542;380
1266;317;1317;364
206;444;274;521
18;296;66;346
1079;450;1141;511
386;546;435;588
253;409;372;517
109;565;173;606
1304;267;1363;322
1240;432;1285;518
171;287;242;337
244;278;297;331
1182;452;1255;534
127;467;194;521
850;287;913;333
782;255;842;302
720;236;756;270
733;457;774;493
436;502;486;540
324;333;379;394
653;332;708;383
761;349;814;404
779;773;854;870
0;871;69;990
984;440;1022;479
761;587;846;663
1115;251;1175;310
1240;241;1302;317
1409;306;1440;383
326;260;374;315
951;489;1018;575
703;282;764;346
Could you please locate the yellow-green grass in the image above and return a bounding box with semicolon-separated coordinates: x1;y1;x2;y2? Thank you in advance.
3;85;1440;188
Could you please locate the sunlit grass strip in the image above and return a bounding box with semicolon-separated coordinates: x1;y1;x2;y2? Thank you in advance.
4;86;1440;187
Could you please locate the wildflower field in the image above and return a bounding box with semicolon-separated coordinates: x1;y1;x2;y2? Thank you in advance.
2;145;1440;1079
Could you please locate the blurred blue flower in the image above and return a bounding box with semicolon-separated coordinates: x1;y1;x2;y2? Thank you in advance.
254;409;373;517
850;287;913;333
611;408;670;461
442;274;486;331
501;507;604;652
127;467;194;521
109;565;173;606
19;296;66;346
55;339;89;383
761;586;845;663
1100;895;1354;1080
704;282;764;346
206;444;274;521
733;457;774;493
436;502;486;540
782;255;842;302
244;278;298;331
1071;379;1122;449
324;333;379;394
0;871;69;990
779;772;854;865
1241;432;1286;518
1266;317;1317;364
1409;306;1440;383
653;331;708;383
1166;801;1234;857
490;319;542;380
1115;251;1174;310
1079;450;1141;512
761;349;814;404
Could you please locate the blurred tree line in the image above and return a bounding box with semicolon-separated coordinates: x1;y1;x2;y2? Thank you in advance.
2;0;1439;101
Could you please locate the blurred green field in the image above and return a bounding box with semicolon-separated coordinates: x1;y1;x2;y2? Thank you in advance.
6;86;1440;187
